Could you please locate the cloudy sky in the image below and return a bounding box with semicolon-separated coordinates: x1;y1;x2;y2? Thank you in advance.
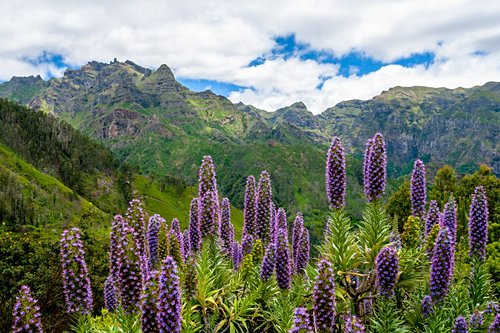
1;0;500;113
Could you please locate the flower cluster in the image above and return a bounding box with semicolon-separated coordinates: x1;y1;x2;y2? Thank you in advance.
125;198;147;254
198;155;219;200
364;133;387;202
141;270;160;333
470;310;483;330
104;275;117;312
452;316;468;333
410;159;426;218
170;218;183;258
11;285;43;333
275;228;291;289
182;230;191;261
243;175;257;238
110;214;124;280
147;214;164;267
295;228;310;274
488;314;500;333
325;136;346;209
199;190;219;239
232;241;242;269
220;198;234;254
292;213;304;261
430;227;454;303
188;197;201;253
425;223;440;256
421;295;433;317
442;197;457;245
60;228;93;315
290;307;313;333
276;208;287;233
241;234;254;257
260;242;276;281
256;170;273;244
425;201;440;237
313;259;336;332
468;186;489;259
251;239;264;265
157;256;182;333
375;246;399;297
343;315;366;333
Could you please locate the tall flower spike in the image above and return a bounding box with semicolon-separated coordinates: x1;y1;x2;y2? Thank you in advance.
104;275;117;312
313;258;336;332
425;223;441;256
276;208;287;232
292;213;304;261
110;214;124;280
270;202;277;243
326;136;346;209
241;234;254;257
295;228;310;274
243;175;257;238
60;228;93;315
251;239;265;265
182;230;191;261
117;224;143;313
343;315;366;333
198;155;219;200
157;256;182;333
275;228;291;289
410;159;427;218
182;254;198;300
256;170;273;244
363;138;374;199
421;295;433;317
168;229;184;266
375;246;399;298
452;316;468;333
425;201;440;237
170;218;183;257
199;190;218;239
220;198;234;254
260;242;276;281
430;227;453;303
147;214;164;267
365;133;387;202
141;270;160;333
469;310;483;330
11;285;43;333
188;197;201;253
441;197;458;245
232;241;242;269
157;219;169;264
125;198;147;254
469;186;489;259
289;307;313;333
488;314;500;333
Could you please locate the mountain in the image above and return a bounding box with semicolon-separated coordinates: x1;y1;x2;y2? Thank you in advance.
1;60;498;215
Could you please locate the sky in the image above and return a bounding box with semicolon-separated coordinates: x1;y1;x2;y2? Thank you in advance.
1;0;500;113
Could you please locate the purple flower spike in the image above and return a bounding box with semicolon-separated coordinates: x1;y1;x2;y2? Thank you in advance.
243;175;257;238
141;270;160;333
182;230;191;261
157;256;182;333
256;170;273;244
452;316;468;333
425;201;440;237
292;213;304;261
411;159;426;218
363;138;374;199
147;214;164;267
488;314;500;333
469;186;489;259
275;228;291;289
104;275;117;312
110;214;124;280
220;198;235;254
170;218;183;257
11;285;43;333
260;242;276;281
188;197;201;253
441;197;457;245
375;246;399;298
125;198;147;254
232;241;242;269
198;155;219;201
276;207;287;232
117;224;144;313
470;310;483;330
343;315;366;333
60;228;93;315
199;190;218;239
295;228;310;274
242;234;254;257
364;133;387;202
430;227;453;303
313;258;336;332
421;295;433;317
289;307;313;333
326;136;346;209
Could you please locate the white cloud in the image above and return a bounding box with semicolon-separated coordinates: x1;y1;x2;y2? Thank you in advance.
0;0;499;113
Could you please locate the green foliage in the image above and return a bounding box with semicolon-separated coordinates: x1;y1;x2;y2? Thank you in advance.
370;298;409;333
386;180;411;231
401;216;421;248
429;165;457;207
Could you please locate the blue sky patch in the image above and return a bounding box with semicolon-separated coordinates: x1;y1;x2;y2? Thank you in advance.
177;78;245;96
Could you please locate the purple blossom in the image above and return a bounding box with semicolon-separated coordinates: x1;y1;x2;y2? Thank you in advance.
430;227;453;303
375;246;399;298
470;310;483;330
220;198;235;254
289;307;313;333
168;229;184;266
326;136;346;209
295;228;310;274
141;270;160;333
270;202;277;243
147;214;164;267
364;133;387;202
292;213;304;262
441;197;457;245
199;190;218;239
110;214;124;281
157;256;182;333
232;241;242;269
256;170;273;244
275;228;291;289
60;228;93;315
188;197;201;253
276;207;287;232
182;230;191;261
363;138;374;199
343;315;366;333
486;302;500;315
104;275;117;312
243;175;257;239
260;242;276;281
116;224;144;313
362;297;373;317
410;159;426;218
11;285;43;333
157;219;169;264
170;218;183;258
198;155;219;201
425;201;440;237
313;258;336;332
421;295;433;317
488;314;500;333
469;186;489;259
124;198;147;254
241;234;254;257
452;316;468;333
